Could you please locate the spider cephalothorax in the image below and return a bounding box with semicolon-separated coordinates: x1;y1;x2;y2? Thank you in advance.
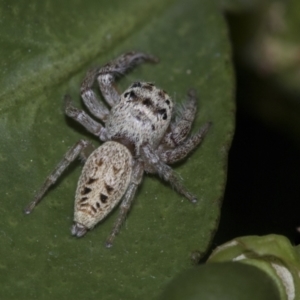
106;81;173;153
25;51;211;247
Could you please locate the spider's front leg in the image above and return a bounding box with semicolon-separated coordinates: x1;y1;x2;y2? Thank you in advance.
64;94;108;141
80;67;110;121
24;140;94;214
162;89;198;148
97;51;159;107
159;89;211;164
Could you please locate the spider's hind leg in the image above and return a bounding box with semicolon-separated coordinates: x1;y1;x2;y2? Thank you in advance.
25;140;93;214
105;161;144;248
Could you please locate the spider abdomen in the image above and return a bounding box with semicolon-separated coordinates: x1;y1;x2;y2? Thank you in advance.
73;141;133;231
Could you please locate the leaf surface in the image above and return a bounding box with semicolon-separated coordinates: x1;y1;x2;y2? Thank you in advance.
0;0;234;299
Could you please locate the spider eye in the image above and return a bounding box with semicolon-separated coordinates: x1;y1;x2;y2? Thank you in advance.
157;108;168;120
143;83;154;91
131;82;141;88
124;90;137;99
142;98;152;107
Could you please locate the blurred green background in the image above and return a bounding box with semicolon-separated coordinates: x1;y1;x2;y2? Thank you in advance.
214;0;300;247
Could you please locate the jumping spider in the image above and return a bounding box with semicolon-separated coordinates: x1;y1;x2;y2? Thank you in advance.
25;51;211;247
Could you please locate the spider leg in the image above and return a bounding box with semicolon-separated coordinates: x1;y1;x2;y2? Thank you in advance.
105;161;144;248
24;140;93;214
142;146;197;203
80;67;110;121
162;89;198;148
97;51;159;107
64;95;108;141
160;122;211;164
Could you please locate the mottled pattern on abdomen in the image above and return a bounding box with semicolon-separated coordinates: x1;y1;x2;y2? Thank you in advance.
74;141;133;229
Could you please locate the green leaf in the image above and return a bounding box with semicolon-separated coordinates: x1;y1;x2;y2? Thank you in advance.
209;234;300;300
158;262;281;300
0;0;234;299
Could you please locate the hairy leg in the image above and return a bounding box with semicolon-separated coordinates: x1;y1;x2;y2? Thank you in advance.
160;122;211;164
25;140;93;214
97;51;158;107
142;146;197;203
162;89;198;148
80;67;110;121
64;95;108;141
105;161;144;248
